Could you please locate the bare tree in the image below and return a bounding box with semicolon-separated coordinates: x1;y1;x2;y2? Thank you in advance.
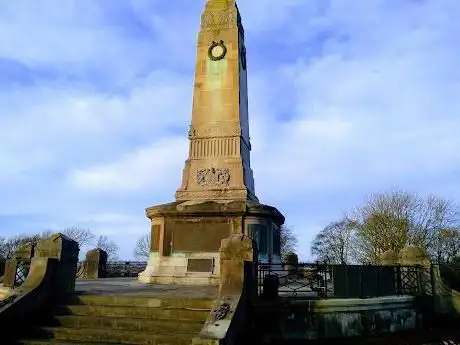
0;231;51;259
96;235;119;261
349;190;460;263
280;225;298;259
311;218;355;264
431;227;460;264
134;233;150;261
62;228;95;248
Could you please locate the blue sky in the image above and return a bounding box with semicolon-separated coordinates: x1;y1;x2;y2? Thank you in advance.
1;0;460;260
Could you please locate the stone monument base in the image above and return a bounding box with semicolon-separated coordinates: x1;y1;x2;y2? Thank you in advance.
138;199;284;285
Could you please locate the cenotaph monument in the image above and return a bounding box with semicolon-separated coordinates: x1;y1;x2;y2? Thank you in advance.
139;0;285;285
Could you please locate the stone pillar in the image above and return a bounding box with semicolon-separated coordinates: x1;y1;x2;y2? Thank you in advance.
3;259;19;288
399;246;430;266
34;233;79;296
380;250;399;266
3;243;35;288
219;234;257;295
193;234;257;345
80;248;108;280
398;246;432;296
284;252;299;276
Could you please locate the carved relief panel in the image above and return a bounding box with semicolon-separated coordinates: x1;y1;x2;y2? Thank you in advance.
196;168;231;188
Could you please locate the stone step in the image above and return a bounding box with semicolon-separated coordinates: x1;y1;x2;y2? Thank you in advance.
16;340;116;345
65;294;214;309
56;304;210;322
26;327;193;345
50;315;203;333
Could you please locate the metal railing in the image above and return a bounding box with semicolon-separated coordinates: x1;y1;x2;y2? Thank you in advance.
104;261;146;278
257;262;424;299
14;259;31;287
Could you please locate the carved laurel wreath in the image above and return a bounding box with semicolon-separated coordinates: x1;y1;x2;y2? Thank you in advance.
211;303;231;321
208;40;227;61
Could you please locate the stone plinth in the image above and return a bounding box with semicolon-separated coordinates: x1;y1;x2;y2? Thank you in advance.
139;200;283;285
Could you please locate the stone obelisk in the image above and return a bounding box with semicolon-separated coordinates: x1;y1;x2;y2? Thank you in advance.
139;0;284;285
175;0;257;202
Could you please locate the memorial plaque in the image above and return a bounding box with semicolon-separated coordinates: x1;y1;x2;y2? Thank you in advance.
167;218;231;253
187;258;214;273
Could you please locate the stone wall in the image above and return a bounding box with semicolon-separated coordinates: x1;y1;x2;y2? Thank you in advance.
256;296;420;341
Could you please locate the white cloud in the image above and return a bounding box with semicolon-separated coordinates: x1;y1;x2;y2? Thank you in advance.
1;0;459;260
68;137;186;193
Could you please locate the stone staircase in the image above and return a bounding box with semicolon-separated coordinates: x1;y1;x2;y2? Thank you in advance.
15;293;214;345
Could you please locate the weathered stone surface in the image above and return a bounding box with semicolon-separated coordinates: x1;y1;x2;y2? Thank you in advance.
140;199;283;285
35;233;79;295
255;296;421;341
14;278;216;345
3;243;35;288
0;257;60;342
381;249;399;265
399;246;430;266
219;234;255;294
78;248;108;280
140;0;284;285
174;0;255;202
3;258;19;288
193;234;257;344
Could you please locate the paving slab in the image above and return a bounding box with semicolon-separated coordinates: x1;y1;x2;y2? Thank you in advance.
74;278;219;299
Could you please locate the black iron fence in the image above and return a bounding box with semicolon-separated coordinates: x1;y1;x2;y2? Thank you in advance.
104;261;146;277
14;260;31;287
257;262;424;299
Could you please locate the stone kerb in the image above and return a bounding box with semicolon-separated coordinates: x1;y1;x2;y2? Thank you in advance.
78;248;108;280
193;234;257;345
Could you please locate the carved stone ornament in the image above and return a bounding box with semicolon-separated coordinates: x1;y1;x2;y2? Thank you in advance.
211;302;231;321
208;40;227;61
201;11;238;30
188;125;196;139
196;168;230;187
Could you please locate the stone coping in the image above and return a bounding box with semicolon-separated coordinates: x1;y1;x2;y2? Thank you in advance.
287;295;416;312
75;278;219;299
145;200;284;224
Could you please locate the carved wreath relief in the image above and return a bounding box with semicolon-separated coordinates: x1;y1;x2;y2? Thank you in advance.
196;168;230;187
208;40;227;61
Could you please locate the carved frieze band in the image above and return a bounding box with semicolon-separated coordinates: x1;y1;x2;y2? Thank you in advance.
176;189;247;200
188;124;241;138
201;11;236;29
196;168;231;187
190;137;238;158
201;10;242;31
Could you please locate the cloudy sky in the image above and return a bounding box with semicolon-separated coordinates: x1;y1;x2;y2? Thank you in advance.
1;0;459;260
